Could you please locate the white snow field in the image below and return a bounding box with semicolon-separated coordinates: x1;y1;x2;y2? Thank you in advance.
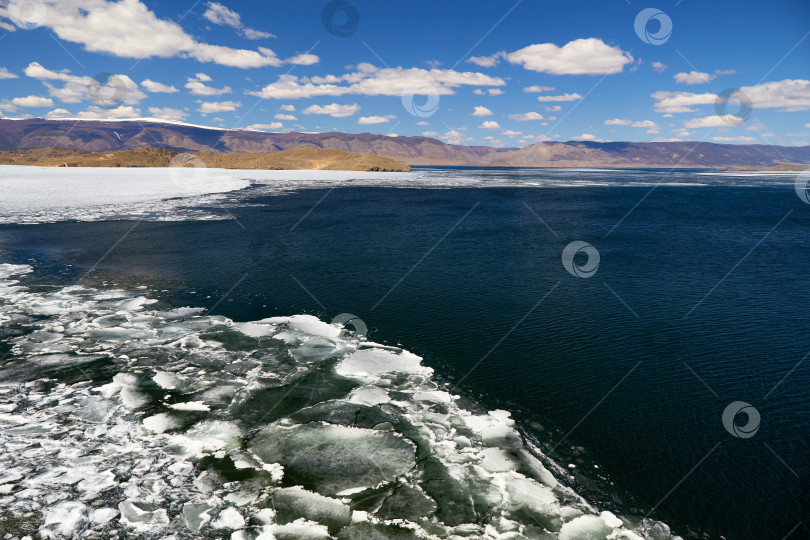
0;166;419;224
0;166;252;224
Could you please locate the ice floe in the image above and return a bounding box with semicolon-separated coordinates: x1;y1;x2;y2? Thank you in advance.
1;166;799;225
0;263;683;539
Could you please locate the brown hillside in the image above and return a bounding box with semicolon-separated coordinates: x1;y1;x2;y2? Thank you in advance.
196;148;410;171
1;119;809;168
0;147;411;172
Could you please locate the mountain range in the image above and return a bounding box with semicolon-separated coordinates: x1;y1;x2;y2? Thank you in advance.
1;117;808;169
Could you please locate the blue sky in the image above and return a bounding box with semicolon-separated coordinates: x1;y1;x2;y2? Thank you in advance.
0;0;808;146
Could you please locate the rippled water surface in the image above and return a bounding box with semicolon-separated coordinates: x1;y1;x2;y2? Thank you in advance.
0;166;808;539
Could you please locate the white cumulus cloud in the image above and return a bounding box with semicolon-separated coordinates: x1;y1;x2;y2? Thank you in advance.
652;91;718;113
674;71;716;85
358;115;395;124
198;101;241;114
2;0;301;68
24;62;146;105
185;74;231;96
303;103;360;118
684;115;745;128
536;93;582;102
653;79;810;114
472;106;493;117
73;105;142;119
287;54;319;66
141;79;178;93
605;118;631;126
508;112;544;121
606;119;659;128
740;79;810;111
24;62;90;84
467;55;500;67
505;38;633;75
12;95;54;107
523;86;555;93
203;1;276;40
474;88;504;96
202;2;240;28
248;64;505;99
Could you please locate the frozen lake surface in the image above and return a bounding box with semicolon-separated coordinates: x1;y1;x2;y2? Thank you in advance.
1;165;804;225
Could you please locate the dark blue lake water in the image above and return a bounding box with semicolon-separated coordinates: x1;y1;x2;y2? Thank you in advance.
0;167;807;539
